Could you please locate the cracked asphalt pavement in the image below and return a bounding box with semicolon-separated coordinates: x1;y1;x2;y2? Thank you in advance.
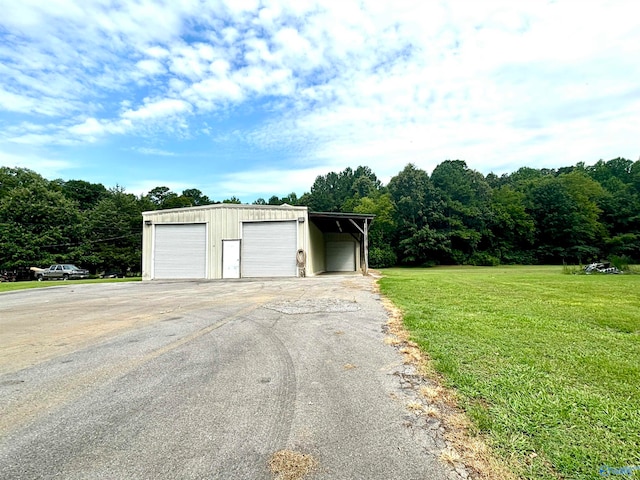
0;276;459;479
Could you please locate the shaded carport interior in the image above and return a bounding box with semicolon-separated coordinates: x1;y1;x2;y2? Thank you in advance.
309;212;375;275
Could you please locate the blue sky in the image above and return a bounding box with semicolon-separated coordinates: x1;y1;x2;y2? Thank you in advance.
1;0;638;202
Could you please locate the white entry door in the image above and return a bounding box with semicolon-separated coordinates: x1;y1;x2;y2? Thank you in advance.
222;239;241;279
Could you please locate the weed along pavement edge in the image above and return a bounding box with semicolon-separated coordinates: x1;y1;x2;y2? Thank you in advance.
0;275;468;480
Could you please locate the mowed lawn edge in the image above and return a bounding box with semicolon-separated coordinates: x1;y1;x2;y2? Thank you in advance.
0;277;141;293
379;266;640;480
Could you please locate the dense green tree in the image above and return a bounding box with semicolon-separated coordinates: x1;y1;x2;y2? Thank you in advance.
254;193;300;206
281;192;299;205
181;188;212;206
631;160;640;192
0;167;47;197
526;176;602;263
560;171;606;239
304;166;381;212
387;164;432;230
352;193;397;267
598;178;634;231
305;171;344;212
0;176;83;268
431;160;490;205
387;164;449;265
590;159;640;261
147;186;171;205
489;185;535;263
587;158;640;235
586;158;634;187
605;233;640;260
431;160;492;264
397;224;450;266
57;179;108;210
82;187;144;274
162;195;192;209
146;186;179;209
144;186;212;209
507;166;555;187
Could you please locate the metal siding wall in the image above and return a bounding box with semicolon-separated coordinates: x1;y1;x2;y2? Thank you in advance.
211;208;240;279
142;205;308;280
308;221;325;275
142;221;152;280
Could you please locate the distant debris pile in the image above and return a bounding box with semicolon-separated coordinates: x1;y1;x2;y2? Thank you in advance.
583;262;622;274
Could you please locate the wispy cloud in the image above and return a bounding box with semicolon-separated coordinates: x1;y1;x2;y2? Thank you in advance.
133;147;176;157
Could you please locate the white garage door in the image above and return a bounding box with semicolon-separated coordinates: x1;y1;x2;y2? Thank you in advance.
326;242;356;272
154;224;206;279
242;221;297;277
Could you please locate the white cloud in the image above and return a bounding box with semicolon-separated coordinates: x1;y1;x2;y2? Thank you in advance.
145;46;170;58
222;0;260;16
168;44;210;80
133;147;176;156
68;118;110;136
0;0;638;193
122;98;192;121
7;133;77;146
0;88;39;114
182;77;244;108
135;59;166;77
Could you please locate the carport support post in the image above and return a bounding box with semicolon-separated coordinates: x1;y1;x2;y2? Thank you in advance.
363;218;369;275
348;218;369;276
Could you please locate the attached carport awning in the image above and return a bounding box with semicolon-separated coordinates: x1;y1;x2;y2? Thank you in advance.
309;212;375;275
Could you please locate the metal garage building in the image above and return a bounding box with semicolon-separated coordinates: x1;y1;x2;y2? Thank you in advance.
141;204;374;280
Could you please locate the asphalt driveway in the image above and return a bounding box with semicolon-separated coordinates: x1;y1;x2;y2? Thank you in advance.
0;276;460;479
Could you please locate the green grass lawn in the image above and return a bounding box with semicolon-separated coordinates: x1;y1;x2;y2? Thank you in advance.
379;266;640;480
0;277;141;293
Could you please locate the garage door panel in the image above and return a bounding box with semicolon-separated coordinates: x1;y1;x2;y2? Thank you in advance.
326;241;356;272
154;224;206;279
242;221;296;277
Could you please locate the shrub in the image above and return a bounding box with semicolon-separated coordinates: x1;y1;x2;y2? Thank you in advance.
562;263;583;275
369;245;397;268
609;255;631;271
468;252;500;266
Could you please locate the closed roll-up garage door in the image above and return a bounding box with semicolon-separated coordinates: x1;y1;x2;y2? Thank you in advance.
154;224;206;279
326;241;356;272
242;221;296;277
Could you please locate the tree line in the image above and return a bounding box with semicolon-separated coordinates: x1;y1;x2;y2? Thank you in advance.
1;157;638;274
0;170;250;275
297;159;640;267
